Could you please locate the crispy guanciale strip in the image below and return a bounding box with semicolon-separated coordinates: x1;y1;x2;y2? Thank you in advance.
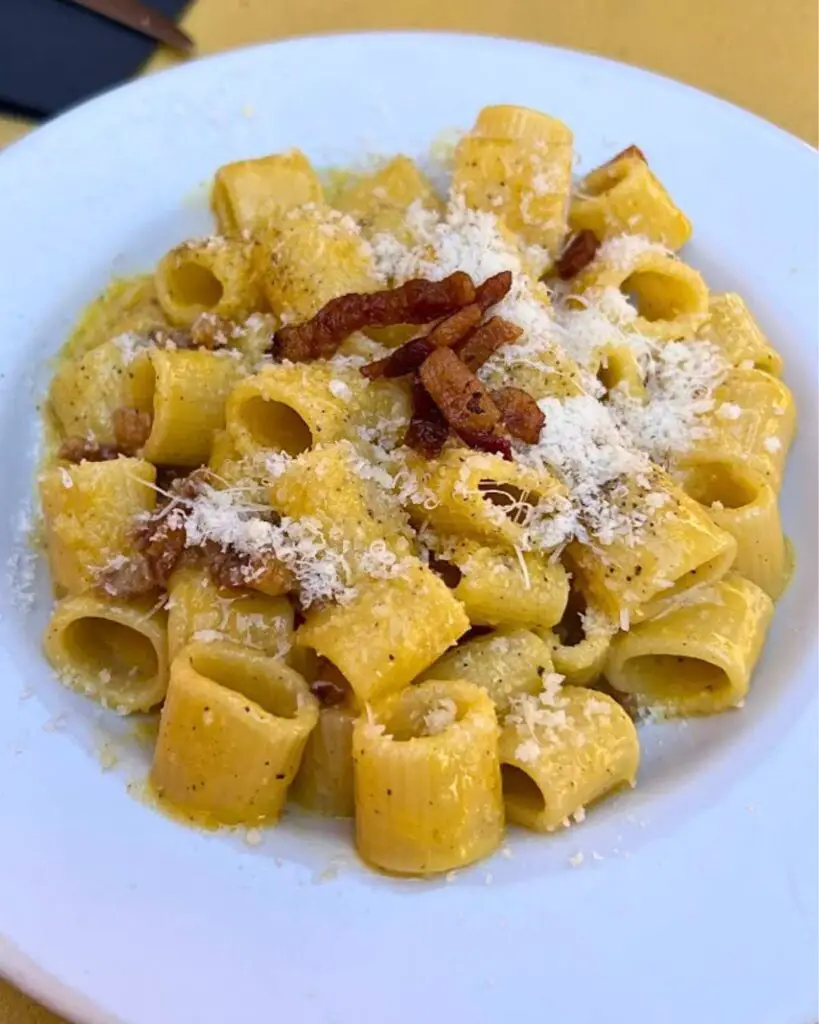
273;271;477;362
98;514;185;598
147;326;192;349
404;376;450;458
419;348;506;445
58;437;121;463
113;407;153;454
456;316;523;373
428;303;483;347
474;271;512;312
60;406;152;464
205;543;293;594
555;231;600;280
97;470;210;597
491;387;545;444
605;144;647;166
361;337;435;381
361;304;482;380
190;312;235;349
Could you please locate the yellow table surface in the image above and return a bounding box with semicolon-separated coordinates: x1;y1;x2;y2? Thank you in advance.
0;0;816;1020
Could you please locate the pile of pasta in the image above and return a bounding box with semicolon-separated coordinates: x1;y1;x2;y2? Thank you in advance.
38;105;795;875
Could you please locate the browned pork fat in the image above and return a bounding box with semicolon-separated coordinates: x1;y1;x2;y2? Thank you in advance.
491;387;546;444
273;271;476;361
455;316;523;373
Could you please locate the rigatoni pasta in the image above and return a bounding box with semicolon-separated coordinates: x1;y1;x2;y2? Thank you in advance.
33;104;794;875
151;641;318;824
353;680;504;874
499;686;639;831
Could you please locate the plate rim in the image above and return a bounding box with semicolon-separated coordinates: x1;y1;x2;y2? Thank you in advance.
0;31;816;1024
3;30;817;169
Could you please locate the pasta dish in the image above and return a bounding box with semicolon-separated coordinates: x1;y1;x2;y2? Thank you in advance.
37;105;795;874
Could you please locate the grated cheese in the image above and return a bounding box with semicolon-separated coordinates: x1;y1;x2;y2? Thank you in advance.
716;402;742;421
191;629;225;644
520;395;652;545
6;502;38;611
184;485;356;607
328;379;353;402
594;234;670;271
368;197;726;549
422;697;458;736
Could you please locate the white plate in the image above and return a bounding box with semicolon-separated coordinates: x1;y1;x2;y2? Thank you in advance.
0;33;816;1024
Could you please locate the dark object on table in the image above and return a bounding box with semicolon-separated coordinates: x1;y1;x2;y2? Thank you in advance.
67;0;193;53
0;0;192;122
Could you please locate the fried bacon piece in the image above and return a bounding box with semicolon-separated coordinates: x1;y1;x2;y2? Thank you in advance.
491;387;545;444
60;408;152;465
555;231;600;280
58;437;120;463
97;470;211;597
361;337;435;381
204;544;291;594
404;377;450;459
455;317;523;373
474;271;512;312
95;556;156;598
361;304;482;380
605;144;647;166
98;514;184;598
190;313;234;349
419;348;506;448
456;429;513;461
113;407;153;454
273;271;476;362
133;510;188;588
147;326;191;349
427;303;483;347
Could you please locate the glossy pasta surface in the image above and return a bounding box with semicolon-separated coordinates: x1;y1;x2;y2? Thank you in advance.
34;105;793;875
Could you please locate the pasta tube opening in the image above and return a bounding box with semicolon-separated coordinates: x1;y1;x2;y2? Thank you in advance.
165;262;225;310
63;617;159;687
677;461;759;510
614;653;728;698
44;594;169;713
155;238;259;326
544;581;612;686
553;586;586;648
185;643;302;720
622;269;703;323
581;161;630;198
498;686;639;831
675;463;787;598
151;641;318;824
236;395;313;456
353;680;503;874
500;764;545;813
381;688;469;741
605;574;773;715
477;479;541;525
